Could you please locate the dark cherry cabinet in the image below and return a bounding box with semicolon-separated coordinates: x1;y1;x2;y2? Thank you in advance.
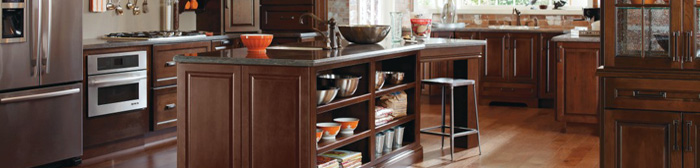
603;110;682;168
259;0;326;32
539;33;558;99
224;0;260;32
478;32;539;107
556;42;600;127
178;64;311;168
153;42;211;87
153;86;177;131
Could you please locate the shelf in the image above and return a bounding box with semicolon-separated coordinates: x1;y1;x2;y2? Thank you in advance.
375;82;416;97
615;4;670;8
375;114;415;132
317;130;371;154
373;142;418;164
317;93;371;114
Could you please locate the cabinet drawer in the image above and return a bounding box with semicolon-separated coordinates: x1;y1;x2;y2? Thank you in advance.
153;86;177;130
480;82;537;97
605;78;700;112
261;6;313;31
153;42;211;87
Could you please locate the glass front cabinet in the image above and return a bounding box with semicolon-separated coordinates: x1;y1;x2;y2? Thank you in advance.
604;0;700;69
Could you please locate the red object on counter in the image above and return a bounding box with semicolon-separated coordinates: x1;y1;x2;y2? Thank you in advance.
240;34;273;53
410;18;432;37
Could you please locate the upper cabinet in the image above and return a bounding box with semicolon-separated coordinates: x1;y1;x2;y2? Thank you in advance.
224;0;260;32
604;0;700;70
259;0;327;32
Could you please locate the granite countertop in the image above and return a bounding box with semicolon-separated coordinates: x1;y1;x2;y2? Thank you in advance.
174;38;486;67
551;33;600;43
83;34;241;50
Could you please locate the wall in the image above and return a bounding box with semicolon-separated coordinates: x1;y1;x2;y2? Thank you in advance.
83;0;196;39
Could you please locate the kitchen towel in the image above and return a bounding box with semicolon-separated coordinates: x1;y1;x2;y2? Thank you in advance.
90;0;108;13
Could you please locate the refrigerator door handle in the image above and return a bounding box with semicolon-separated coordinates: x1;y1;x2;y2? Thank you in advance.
41;0;51;75
0;88;80;104
31;0;42;77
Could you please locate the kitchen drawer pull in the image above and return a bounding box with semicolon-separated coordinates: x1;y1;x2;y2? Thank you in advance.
632;91;667;99
674;120;680;151
164;103;176;110
673;32;680;62
500;88;515;92
280;16;295;20
687;121;693;152
157;119;177;125
215;46;227;50
165;61;176;67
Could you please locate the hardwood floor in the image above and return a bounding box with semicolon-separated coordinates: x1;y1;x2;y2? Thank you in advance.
73;97;599;168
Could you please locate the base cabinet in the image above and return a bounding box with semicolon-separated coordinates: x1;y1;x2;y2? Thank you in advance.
556;42;600;126
177;64;311;168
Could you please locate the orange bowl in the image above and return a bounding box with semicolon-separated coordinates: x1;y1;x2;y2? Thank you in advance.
317;122;341;140
240;34;273;53
631;0;655;4
316;129;323;143
333;118;359;135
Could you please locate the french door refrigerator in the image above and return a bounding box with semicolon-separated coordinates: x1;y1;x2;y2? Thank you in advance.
0;0;83;167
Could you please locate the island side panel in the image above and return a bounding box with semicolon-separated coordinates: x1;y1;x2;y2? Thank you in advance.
177;64;242;168
241;65;312;168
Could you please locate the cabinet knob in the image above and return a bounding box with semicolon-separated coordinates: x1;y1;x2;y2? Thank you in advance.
165;61;177;67
165;103;176;110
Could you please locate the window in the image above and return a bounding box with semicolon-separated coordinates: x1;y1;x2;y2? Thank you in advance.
414;0;590;9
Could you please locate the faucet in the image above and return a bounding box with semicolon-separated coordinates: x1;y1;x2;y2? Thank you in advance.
533;17;539;27
299;13;340;50
512;8;522;26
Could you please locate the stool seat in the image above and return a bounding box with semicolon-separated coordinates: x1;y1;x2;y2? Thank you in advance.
422;78;475;87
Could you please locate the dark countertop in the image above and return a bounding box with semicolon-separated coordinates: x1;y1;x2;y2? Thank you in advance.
403;27;570;34
270;32;323;38
83;34;241;50
174;38;486;67
551;33;601;43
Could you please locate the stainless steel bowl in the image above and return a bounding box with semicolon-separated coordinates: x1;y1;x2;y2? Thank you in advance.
338;25;391;44
375;71;386;90
385;71;405;85
318;74;362;97
317;87;339;105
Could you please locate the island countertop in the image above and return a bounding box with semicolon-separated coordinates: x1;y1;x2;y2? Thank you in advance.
173;38;486;67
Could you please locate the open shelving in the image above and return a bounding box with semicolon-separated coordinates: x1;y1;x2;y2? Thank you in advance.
313;52;421;167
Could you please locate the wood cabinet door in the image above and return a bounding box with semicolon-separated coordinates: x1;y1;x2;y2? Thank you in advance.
509;33;538;83
603;110;682;168
455;31;479;40
177;64;242;168
241;66;312;168
684;113;700;168
539;33;558;99
480;32;509;82
224;0;260;32
556;42;600;124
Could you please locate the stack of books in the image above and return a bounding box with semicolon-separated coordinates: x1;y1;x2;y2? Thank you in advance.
375;106;394;126
319;150;362;168
317;156;340;168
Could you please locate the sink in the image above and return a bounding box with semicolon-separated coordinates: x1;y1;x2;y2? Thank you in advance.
267;46;325;51
488;25;540;30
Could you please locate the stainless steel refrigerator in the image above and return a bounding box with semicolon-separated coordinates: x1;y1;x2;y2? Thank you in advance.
0;0;83;167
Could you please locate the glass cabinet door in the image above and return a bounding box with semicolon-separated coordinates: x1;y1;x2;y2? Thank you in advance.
688;4;700;69
608;0;682;69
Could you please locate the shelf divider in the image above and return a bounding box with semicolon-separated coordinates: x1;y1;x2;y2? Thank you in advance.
317;93;371;114
375;114;415;132
375;82;416;98
317;130;371;154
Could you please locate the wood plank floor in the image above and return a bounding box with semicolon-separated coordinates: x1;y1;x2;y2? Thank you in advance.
74;97;599;168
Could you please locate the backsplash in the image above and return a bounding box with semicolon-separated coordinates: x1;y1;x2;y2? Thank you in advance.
82;0;196;39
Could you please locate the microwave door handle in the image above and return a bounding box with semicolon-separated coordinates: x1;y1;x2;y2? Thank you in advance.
89;76;146;86
0;88;80;104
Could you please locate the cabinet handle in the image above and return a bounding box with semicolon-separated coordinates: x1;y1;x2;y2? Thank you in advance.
674;120;680;151
215;46;227;50
687;121;693;152
674;31;680;62
632;91;667;99
225;0;229;9
165;61;177;67
280;16;295;20
164;103;176;110
688;31;695;63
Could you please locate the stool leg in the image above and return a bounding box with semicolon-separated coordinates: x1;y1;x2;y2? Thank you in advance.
450;86;455;161
441;86;446;150
473;84;482;155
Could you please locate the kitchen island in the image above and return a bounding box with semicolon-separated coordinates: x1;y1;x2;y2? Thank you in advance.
174;38;486;168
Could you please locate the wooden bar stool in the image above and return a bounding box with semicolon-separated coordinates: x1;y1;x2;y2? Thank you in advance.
420;77;481;161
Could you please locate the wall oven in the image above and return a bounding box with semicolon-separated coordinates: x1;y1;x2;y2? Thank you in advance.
87;51;147;117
